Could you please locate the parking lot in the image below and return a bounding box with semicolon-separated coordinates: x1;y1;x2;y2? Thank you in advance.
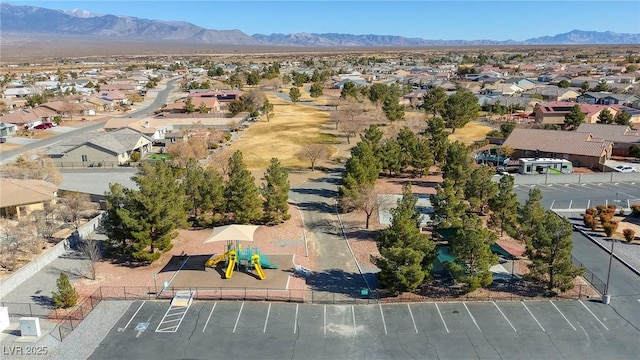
88;299;639;360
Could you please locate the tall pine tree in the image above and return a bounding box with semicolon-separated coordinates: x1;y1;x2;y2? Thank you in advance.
488;174;519;236
448;223;498;292
262;158;291;224
225;150;263;224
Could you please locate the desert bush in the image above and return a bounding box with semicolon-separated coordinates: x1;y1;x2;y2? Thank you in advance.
631;204;640;217
607;204;617;213
623;228;635;243
585;208;597;217
596;204;607;215
599;209;615;225
129;152;141;162
603;221;619;238
583;213;594;229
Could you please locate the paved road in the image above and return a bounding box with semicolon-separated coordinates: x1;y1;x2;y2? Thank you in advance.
514;181;640;210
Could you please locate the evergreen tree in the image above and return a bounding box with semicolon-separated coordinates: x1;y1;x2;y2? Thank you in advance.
128;161;187;262
183;97;195;113
614;110;632;125
368;83;390;106
517;188;546;242
411;135;434;177
262;158;291;224
488;174;519;236
563;105;585;130
288;87;301;104
379;138;403;176
199;166;225;216
360;124;384;158
183;159;206;218
441;141;473;189
102;183;134;257
339;141;380;202
527;211;583;292
225;151;263;224
382;95;405;122
373;184;436;292
597;108;614;124
448;224;498;292
340;81;359;100
422;87;447;116
396;127;418;170
464;166;498;214
309;83;323;98
424;117;449;164
431;178;468;228
52;272;78;308
442;88;479;133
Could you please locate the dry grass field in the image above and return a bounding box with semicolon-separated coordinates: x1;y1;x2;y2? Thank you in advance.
448;122;493;144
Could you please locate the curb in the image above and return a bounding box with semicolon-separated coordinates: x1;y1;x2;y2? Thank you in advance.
575;227;640;277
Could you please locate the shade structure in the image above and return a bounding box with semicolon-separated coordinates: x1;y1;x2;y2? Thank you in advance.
203;224;260;244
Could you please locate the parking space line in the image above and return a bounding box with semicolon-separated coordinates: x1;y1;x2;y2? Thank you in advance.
324;305;327;335
263;303;272;334
463;302;481;332
379;304;388;335
549;200;555;209
578;300;609;331
521;301;545;332
492;301;517;332
156;306;190;333
550;301;576;331
202;302;217;332
407;304;418;334
121;301;146;331
232;302;244;334
352;305;357;335
294;304;299;334
434;303;449;333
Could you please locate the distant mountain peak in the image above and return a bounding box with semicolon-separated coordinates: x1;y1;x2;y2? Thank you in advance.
62;8;101;18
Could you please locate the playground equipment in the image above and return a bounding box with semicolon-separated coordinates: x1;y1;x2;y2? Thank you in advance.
251;254;266;280
207;245;278;280
225;250;237;279
205;251;230;267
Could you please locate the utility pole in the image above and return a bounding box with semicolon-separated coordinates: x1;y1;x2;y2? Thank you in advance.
603;239;615;304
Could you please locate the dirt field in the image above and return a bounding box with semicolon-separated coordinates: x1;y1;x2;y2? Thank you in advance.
448;122;493;144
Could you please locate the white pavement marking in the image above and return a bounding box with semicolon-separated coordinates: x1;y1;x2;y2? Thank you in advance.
379;304;388;335
121;301;146;331
587;200;591;209
435;303;449;333
579;300;609;331
233;302;244;334
463;302;481;332
492;301;517;332
521;301;545;332
263;303;272;334
569;200;573;209
352;305;357;335
550;200;555;209
294;304;299;334
407;304;418;334
156;305;190;333
202;302;217;332
324;305;327;335
550;301;576;331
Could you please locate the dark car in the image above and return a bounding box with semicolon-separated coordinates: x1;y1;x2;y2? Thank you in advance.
0;137;6;143
34;123;53;130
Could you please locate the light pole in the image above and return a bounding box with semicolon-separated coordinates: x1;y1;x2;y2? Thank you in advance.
603;239;615;304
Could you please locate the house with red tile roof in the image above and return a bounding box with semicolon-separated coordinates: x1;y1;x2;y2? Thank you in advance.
502;128;612;170
534;101;612;125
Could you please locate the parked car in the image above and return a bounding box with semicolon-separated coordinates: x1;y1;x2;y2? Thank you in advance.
0;137;6;143
614;165;637;173
34;123;53;130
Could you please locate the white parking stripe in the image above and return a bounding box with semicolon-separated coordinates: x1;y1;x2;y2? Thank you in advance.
407;304;418;334
263;303;271;334
324;305;327;335
352;305;357;335
121;301;146;331
434;303;449;333
294;304;299;334
463;302;481;332
379;304;388;335
202;302;217;332
492;301;517;332
579;300;609;331
550;300;576;331
521;301;545;332
232;302;244;333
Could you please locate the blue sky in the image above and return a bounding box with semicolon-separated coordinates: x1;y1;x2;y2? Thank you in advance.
8;1;640;41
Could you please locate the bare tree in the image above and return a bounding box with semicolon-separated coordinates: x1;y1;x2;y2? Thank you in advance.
79;237;102;280
296;144;329;171
339;115;366;144
60;193;93;229
227;119;240;132
165;134;209;167
29;202;64;241
1;151;63;185
342;185;394;229
0;218;38;271
333;100;363;130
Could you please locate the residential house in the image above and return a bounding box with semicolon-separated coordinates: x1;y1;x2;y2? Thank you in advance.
503;78;538;90
97;90;127;104
188;91;241;103
39;100;93;118
2;87;34;98
523;86;580;102
502;128;612;170
577;92;638;107
46;127;153;165
161;97;221;114
0;122;18;137
575;123;640;156
534;101;611;125
0;107;57;129
0;178;57;219
480;83;524;96
103;117;171;145
85;96;114;112
332;78;368;89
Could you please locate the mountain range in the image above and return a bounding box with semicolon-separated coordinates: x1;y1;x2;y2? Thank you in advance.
2;3;639;47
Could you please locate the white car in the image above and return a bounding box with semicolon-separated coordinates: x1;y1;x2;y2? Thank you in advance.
615;165;637;173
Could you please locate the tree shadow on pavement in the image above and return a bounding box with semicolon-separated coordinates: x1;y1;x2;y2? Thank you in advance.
305;268;375;302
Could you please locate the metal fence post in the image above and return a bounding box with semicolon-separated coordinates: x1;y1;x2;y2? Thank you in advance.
29;303;33;317
124;286;127;300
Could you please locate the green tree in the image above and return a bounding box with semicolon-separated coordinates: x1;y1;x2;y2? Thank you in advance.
629;144;640;158
442;141;473;189
488;174;518;236
422;87;447;116
581;81;590;93
593;81;609;92
52;272;78;308
102;183;134;257
563;105;585;130
360;124;384;158
465;166;498;214
368;83;390;106
225;151;263;224
196;166;225;225
340;141;380;202
431;178;468;228
309;83;323;99
597;108;614;124
289;86;301;104
448;225;498;292
183;97;196;113
396;127;418;171
380;138;403;176
198;102;209;114
246;70;261;85
557;80;570;88
128;161;187;262
228;99;245;115
500;123;516;136
183;159;206;218
526;211;583;292
614;110;632;125
442;88;479;133
382;95;405;122
281;74;291;86
373;183;436;292
262;98;274;122
517;188;546;242
424;117;449;164
340;81;359;100
411;135;435;177
261;158;291;224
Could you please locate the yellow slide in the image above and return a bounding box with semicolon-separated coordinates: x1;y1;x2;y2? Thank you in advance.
225;250;237;279
205;252;229;267
251;254;266;280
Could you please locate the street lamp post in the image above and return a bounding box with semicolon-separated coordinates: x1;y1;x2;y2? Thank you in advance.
603;239;615;304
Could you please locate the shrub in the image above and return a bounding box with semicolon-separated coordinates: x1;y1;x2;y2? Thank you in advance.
583;213;594;229
607;204;617;214
600;209;614;225
603;221;619;238
52;272;78;308
585;208;598;217
596;204;607;215
631;204;640;217
129;152;141;162
623;228;635;243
